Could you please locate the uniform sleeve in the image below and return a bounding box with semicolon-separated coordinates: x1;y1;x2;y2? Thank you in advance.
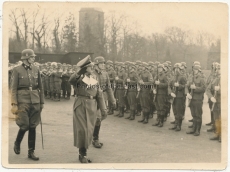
38;70;45;104
205;81;213;99
96;86;107;111
69;73;80;85
10;68;19;105
106;73;116;104
143;73;153;85
194;78;206;93
158;75;168;88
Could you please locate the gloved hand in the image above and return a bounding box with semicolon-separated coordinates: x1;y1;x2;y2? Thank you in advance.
77;67;87;75
101;110;108;120
139;80;144;85
191;84;196;89
215;86;220;91
153;89;157;94
115;76;119;80
155;80;160;85
186;93;192;100
170;92;176;98
211;97;216;103
127;78;130;82
11;104;18;114
174;82;179;87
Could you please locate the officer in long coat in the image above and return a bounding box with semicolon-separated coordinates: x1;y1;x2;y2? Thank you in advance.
11;49;44;161
69;56;107;163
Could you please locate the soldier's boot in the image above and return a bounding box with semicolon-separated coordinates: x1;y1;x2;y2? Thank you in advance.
138;113;145;123
108;108;112;115
170;120;175;124
52;92;55;100
188;122;193;128
28;128;39;161
218;134;221;143
115;107;120;116
152;114;160;126
158;116;164;127
206;111;214;126
207;125;215;132
143;112;149;124
194;121;201;136
14;129;26;154
188;119;193;122
186;121;197;134
169;119;178;130
129;110;135;120
44;91;47;98
210;119;220;140
125;111;131;119
66;92;71;100
79;148;91;163
175;119;182;131
46;91;50;99
119;107;124;117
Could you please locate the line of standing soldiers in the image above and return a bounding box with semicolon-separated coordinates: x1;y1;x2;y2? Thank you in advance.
105;60;221;142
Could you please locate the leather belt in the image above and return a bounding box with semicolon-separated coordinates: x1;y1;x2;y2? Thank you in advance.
17;87;38;91
77;95;96;99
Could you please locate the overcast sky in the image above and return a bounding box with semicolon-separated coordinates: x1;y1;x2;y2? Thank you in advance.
7;2;226;38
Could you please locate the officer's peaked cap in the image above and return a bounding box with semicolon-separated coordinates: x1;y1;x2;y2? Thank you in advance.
77;55;93;68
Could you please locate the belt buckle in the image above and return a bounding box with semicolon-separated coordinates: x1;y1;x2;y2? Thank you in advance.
90;95;93;99
29;87;32;91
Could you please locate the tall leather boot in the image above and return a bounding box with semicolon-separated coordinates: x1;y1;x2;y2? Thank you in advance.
158;115;164;127
206;111;214;126
152;113;160;126
28;128;39;161
119;107;124;117
175;118;182;131
79;147;91;163
187;121;197;134
125;112;131;119
210;119;220;140
194;121;201;136
207;124;215;132
66;92;71;100
115;107;120;116
129;110;135;120
143;112;149;124
138;112;145;122
169;119;177;130
14;129;26;154
46;91;50;99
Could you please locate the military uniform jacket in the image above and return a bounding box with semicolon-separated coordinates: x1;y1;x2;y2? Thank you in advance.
62;71;71;82
107;68;116;84
94;69;116;104
53;71;62;82
206;75;220;103
139;71;153;92
169;73;187;98
116;70;128;90
206;71;216;87
124;71;139;92
11;64;44;105
153;72;168;95
187;73;206;100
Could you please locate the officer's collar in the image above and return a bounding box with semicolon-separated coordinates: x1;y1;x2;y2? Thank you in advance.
22;63;32;70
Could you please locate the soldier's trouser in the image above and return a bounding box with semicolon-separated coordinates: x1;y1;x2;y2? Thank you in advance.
16;103;41;131
140;90;152;113
182;96;186;116
93;118;101;141
117;89;125;108
45;79;50;94
49;82;54;95
136;97;142;112
124;96;130;110
54;81;62;94
208;98;214;123
172;97;185;122
62;81;71;97
155;94;167;118
213;102;221;136
127;91;137;111
190;99;203;123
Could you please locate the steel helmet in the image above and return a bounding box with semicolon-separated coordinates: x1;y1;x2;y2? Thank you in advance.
181;62;187;68
94;56;105;65
21;49;36;60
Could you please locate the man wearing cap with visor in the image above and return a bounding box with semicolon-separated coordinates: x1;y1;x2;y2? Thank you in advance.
11;49;44;161
69;55;107;163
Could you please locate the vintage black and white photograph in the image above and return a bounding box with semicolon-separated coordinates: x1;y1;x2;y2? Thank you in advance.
2;1;228;169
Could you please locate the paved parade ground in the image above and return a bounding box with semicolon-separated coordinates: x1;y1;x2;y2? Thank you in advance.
8;95;221;164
